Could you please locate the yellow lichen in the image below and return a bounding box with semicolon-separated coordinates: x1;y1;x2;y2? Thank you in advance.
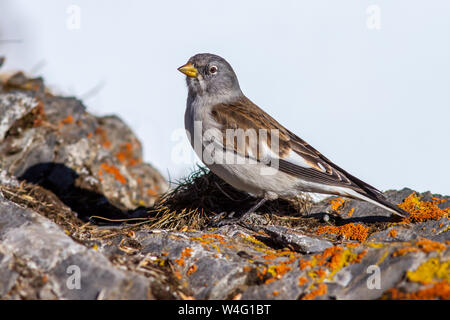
407;258;450;285
347;208;355;217
311;246;360;279
241;235;267;247
377;250;390;265
368;242;385;248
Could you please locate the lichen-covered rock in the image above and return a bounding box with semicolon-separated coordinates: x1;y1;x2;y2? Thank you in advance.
0;192;185;299
0;72;168;220
1;164;449;300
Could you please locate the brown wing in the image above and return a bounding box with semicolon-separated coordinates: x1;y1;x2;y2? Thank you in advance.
211;96;385;199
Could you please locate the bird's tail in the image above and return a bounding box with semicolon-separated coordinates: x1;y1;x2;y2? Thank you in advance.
352;191;410;218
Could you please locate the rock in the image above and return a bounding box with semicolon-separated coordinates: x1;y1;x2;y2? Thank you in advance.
0;92;38;141
0;192;184;299
1;166;448;301
263;225;333;254
0;74;168;221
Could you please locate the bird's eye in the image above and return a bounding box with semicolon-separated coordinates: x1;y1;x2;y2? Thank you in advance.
209;65;218;74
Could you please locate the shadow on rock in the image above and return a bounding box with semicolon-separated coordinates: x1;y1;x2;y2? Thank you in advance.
19;162;149;223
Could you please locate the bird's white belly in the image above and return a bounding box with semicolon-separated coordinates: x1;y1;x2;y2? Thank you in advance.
206;150;299;199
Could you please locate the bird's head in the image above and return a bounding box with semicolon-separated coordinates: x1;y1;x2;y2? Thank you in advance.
178;53;242;101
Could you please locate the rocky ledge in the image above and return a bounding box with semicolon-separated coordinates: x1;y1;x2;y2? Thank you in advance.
0;70;448;300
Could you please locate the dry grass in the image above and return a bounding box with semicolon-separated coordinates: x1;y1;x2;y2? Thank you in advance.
146;166;314;230
1;166;315;234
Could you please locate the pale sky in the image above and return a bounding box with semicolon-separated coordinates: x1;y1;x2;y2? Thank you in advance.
1;0;449;195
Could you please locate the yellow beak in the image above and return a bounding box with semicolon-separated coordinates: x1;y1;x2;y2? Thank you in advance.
177;62;198;78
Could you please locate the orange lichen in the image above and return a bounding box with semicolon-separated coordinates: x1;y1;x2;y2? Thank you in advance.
59;115;74;126
31;101;46;127
95;127;111;149
201;234;225;240
298;276;308;286
354;249;368;263
99;163;127;184
388;229;398;238
416;238;446;253
256;266;268;280
398;193;449;223
392;238;446;257
282;256;298;265
182;248;194;258
262;253;279;260
314;268;327;279
272;291;280;296
298;246;368;288
301;283;327;300
115;142;140;167
187;264;198;276
299;259;313;270
393;247;420;257
267;264;292;278
316;223;369;242
243;266;252;273
315;246;347;270
329;197;345;213
174;247;194;267
386;281;450;300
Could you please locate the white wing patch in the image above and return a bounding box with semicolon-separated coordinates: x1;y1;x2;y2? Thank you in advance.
281;150;314;169
317;162;327;172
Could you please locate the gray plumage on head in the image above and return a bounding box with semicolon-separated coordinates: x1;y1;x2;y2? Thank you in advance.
186;53;242;99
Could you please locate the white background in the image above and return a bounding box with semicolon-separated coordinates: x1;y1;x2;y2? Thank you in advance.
1;0;449;194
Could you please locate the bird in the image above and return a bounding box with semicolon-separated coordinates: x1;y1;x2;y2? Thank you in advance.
178;53;409;219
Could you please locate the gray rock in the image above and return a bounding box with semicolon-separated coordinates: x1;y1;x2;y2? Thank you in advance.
0;92;38;141
0;75;168;220
263;225;333;254
0;193;181;300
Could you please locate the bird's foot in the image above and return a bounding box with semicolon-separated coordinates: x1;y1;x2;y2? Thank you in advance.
208;198;268;231
208;211;263;232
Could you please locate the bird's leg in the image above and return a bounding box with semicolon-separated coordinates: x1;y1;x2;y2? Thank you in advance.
209;198;267;228
239;198;267;219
